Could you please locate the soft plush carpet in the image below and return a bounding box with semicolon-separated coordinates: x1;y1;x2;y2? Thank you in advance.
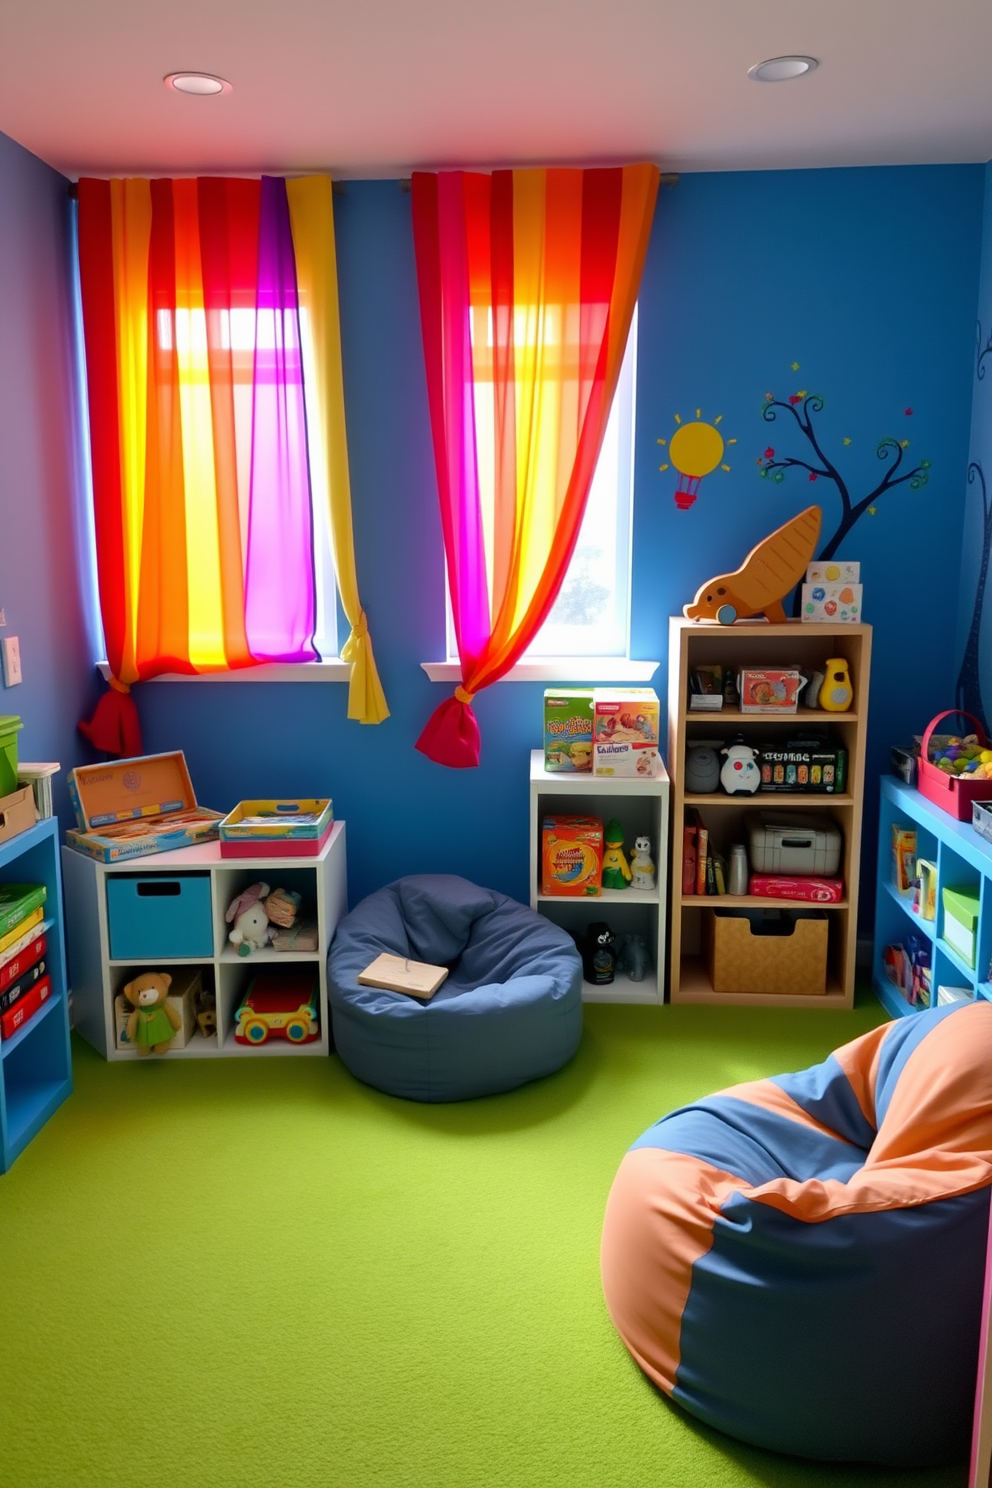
0;998;968;1488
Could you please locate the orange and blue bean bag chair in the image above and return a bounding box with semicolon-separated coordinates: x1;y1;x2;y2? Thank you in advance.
601;1002;992;1465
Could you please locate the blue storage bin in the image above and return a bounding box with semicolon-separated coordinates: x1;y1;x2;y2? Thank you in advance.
106;873;213;961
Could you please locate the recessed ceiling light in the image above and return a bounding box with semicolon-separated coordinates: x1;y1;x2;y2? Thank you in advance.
748;56;818;83
164;72;232;96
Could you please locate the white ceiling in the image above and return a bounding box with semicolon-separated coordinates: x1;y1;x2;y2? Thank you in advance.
1;0;991;180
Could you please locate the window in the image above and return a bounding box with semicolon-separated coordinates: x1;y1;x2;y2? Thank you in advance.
444;308;637;668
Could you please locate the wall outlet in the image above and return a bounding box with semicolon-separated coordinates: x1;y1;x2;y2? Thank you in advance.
2;636;22;686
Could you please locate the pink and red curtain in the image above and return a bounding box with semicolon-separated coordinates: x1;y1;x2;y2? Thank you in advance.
411;165;660;768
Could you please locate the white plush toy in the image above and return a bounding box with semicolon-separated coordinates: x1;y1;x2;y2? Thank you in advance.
226;881;275;957
629;836;656;890
720;743;761;795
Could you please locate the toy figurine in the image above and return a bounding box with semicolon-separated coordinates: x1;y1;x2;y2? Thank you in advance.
601;819;632;891
195;986;217;1039
685;745;721;794
819;657;853;712
226;882;275;956
621;933;650;982
629;836;656;890
684;505;821;624
579;922;618;985
720;741;761;795
263;887;301;928
122;971;180;1055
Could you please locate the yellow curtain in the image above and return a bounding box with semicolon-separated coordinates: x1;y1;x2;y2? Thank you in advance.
287;177;389;724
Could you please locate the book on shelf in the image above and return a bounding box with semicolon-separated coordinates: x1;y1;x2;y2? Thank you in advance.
0;884;46;942
0;975;52;1041
0;957;47;1015
696;823;709;896
712;852;727;896
0;906;43;957
682;817;698;895
0;931;46;993
0;918;49;975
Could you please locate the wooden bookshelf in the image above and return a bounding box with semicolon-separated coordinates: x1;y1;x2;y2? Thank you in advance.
668;616;871;1007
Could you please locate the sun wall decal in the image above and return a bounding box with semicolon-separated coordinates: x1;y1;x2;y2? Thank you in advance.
658;410;736;510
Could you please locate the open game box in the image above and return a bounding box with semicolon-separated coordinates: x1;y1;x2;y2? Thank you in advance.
65;752;223;863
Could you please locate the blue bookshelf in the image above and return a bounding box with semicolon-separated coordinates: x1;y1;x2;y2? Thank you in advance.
0;817;72;1170
874;775;992;1019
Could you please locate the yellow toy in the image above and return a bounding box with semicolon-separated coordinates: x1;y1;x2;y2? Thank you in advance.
601;820;632;891
122;971;180;1055
820;658;854;712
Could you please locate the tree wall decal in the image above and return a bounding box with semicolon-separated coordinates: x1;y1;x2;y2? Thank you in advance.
978;320;992;382
956;461;992;736
757;392;931;570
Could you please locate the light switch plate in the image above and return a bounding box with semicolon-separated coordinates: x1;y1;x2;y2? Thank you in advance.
2;636;22;686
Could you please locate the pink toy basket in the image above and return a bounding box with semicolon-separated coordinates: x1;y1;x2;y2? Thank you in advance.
917;710;992;821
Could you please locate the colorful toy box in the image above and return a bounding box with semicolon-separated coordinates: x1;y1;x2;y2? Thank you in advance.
66;752;223;863
543;689;594;772
757;737;847;793
801;582;863;624
592;689;660;777
541;816;603;896
806;561;860;586
738;669;804;713
219;799;334;858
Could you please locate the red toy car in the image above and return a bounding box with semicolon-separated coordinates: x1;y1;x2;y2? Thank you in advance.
234;968;319;1046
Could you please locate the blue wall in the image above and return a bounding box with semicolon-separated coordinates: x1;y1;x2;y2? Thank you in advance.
957;163;992;731
0;131;99;829
119;167;984;912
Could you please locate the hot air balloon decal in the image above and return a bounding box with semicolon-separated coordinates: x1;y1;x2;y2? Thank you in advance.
658;411;735;510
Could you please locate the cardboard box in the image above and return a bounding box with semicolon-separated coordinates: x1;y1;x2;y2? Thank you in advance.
806;561;860;585
541;816;603;896
66;752;222;863
738;669;804;713
543;690;594;772
801;582;863;624
942;886;979;969
115;967;203;1052
592;689;660;777
0;785;36;849
704;909;828;995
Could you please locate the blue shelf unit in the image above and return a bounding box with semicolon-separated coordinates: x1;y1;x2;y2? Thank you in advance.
0;817;72;1171
874;774;992;1019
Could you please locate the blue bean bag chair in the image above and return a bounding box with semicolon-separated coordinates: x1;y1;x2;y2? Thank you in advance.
601;1001;992;1466
328;874;583;1102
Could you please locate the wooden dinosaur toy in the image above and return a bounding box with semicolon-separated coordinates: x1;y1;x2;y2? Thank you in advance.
683;505;822;624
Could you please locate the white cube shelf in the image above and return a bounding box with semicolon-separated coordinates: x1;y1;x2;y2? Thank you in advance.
62;823;347;1060
529;751;670;1005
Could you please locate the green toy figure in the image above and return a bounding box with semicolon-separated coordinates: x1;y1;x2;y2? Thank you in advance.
601;819;631;891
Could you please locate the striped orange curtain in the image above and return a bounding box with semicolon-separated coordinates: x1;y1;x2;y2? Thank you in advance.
412;166;659;768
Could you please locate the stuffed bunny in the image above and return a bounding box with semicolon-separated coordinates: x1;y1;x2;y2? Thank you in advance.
226;882;275;957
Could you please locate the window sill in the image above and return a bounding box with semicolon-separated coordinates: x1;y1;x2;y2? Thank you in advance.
97;660;351;684
420;658;659;684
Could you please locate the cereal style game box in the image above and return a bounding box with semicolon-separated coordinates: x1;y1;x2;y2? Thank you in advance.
592;689;660;777
541;816;603;896
543;689;594;772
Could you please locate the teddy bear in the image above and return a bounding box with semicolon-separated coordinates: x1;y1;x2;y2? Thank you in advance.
123;971;181;1055
226;882;276;956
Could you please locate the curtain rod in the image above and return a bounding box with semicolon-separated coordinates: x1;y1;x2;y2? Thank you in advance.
68;172;679;200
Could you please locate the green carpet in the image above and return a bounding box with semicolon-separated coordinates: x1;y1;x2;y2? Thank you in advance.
0;998;968;1488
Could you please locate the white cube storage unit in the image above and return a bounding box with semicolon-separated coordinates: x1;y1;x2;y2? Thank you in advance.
62;823;346;1059
529;750;670;1004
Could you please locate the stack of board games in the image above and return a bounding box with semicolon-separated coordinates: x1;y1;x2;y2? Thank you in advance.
0;884;52;1039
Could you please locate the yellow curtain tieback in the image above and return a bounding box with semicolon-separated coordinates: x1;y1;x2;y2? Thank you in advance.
455;686;476;706
350;610;369;641
108;675;131;695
